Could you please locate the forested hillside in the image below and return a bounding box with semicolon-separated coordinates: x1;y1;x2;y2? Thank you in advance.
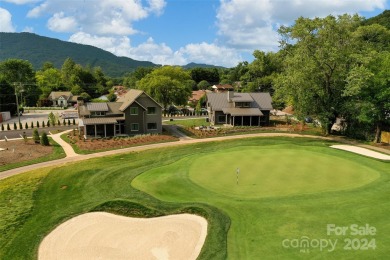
0;33;157;77
362;10;390;29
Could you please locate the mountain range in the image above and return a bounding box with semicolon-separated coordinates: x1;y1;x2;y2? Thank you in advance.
0;32;223;78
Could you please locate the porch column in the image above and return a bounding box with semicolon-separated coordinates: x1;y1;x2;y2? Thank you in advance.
258;116;261;126
225;114;227;124
104;124;107;137
241;116;243;126
94;125;97;137
233;116;235;126
114;124;116;136
250;116;252;126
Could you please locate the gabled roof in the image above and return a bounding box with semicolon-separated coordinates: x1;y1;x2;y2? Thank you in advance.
189;90;207;102
119;89;162;111
207;92;273;111
49;91;73;100
118;89;144;111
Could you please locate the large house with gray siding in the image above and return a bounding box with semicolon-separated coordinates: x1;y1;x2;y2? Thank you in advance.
207;91;273;126
78;89;162;138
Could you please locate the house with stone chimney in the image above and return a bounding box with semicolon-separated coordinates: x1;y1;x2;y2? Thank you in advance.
206;91;273;126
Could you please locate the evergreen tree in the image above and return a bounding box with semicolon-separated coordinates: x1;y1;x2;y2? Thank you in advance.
33;128;40;143
40;131;50;146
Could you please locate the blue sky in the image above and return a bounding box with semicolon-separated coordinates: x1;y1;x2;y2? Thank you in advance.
1;0;389;67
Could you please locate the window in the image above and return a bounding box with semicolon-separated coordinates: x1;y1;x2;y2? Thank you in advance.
218;115;226;123
147;107;156;114
131;123;139;131
130;107;138;115
91;111;105;116
147;122;157;130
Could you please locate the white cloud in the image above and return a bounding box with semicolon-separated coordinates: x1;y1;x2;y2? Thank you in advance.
177;42;242;67
48;12;78;32
27;0;166;35
217;0;387;51
23;26;34;33
69;33;241;67
0;8;15;32
3;0;39;4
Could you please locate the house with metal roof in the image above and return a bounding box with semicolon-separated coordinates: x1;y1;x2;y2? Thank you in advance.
206;91;273;126
78;89;162;138
48;91;78;107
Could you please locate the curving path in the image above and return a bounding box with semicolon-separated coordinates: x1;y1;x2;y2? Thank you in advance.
0;132;388;181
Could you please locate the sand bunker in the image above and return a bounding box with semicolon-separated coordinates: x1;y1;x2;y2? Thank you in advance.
331;145;390;161
39;212;208;260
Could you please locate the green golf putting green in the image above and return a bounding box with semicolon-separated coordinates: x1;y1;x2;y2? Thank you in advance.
136;146;380;199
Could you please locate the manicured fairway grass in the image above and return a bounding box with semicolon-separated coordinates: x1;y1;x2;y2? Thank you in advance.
0;137;389;259
187;147;379;198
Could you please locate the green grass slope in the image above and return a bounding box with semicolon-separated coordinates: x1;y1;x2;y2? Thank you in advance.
0;137;388;259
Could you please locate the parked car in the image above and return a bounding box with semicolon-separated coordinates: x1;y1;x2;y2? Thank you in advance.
200;108;208;115
164;106;183;115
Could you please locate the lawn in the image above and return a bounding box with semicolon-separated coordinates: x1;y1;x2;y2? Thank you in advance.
0;137;388;259
164;117;209;127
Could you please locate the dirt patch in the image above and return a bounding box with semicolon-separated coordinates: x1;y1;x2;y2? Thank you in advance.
184;123;315;138
66;132;178;151
0;139;53;166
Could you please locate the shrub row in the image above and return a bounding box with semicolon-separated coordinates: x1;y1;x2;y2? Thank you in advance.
0;118;76;131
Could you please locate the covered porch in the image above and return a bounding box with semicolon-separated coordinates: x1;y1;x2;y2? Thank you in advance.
222;108;264;127
79;118;125;138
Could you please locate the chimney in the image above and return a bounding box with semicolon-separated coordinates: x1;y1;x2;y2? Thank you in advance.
227;91;234;102
77;96;84;107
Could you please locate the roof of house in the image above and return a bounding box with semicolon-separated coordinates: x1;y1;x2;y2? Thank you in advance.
118;89;144;111
222;108;263;116
87;103;109;112
189;90;207;102
49;91;73;100
79;102;124;116
231;93;253;102
80;117;125;126
212;84;234;90
118;89;162;111
70;95;79;102
207;92;273;112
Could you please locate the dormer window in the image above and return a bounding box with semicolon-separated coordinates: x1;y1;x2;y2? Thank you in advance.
91;111;106;116
235;102;251;108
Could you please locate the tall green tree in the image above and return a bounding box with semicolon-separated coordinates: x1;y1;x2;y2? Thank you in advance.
275;14;363;134
36;68;63;97
0;59;37;107
123;67;154;89
342;25;390;142
136;66;193;109
61;58;76;87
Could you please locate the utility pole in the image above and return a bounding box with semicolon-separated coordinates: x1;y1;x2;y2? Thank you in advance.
14;82;21;125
